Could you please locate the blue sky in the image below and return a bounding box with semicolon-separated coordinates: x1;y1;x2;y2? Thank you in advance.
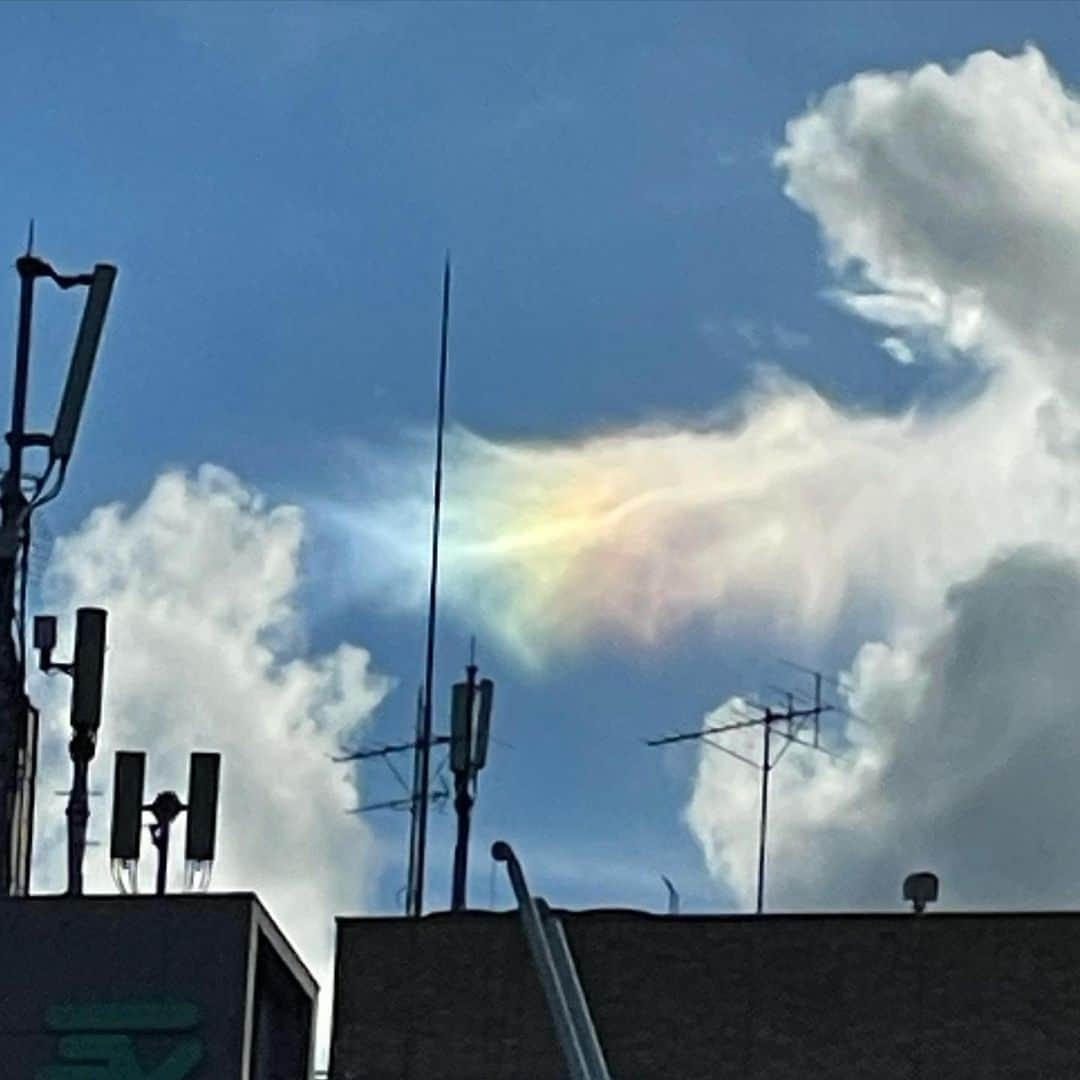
6;0;1080;935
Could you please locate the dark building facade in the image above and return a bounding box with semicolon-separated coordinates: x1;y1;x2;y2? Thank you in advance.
0;891;316;1079
330;908;1080;1079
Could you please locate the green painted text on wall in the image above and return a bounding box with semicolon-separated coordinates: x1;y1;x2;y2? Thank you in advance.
37;999;204;1079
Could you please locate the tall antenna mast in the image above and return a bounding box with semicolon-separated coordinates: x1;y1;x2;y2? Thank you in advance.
0;243;116;896
336;257;490;915
646;666;840;914
413;255;451;918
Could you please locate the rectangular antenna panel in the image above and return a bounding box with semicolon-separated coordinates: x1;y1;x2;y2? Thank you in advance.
32;614;56;652
52;263;117;461
110;751;145;861
71;607;107;733
185;752;221;863
449;682;471;774
473;679;494;771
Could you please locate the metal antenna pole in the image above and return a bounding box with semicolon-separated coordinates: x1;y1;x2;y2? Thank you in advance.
414;255;451;918
0;249;37;895
155;818;169;897
147;791;184;897
450;656;477;911
755;714;771;915
0;244;115;896
13;703;38;894
404;685;424;914
66;743;90;895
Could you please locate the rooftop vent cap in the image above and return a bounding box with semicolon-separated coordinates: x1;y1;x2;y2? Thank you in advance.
903;871;939;914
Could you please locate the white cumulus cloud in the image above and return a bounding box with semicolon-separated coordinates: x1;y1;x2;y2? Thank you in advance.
688;547;1080;911
30;465;391;1058
687;45;1080;910
778;46;1080;386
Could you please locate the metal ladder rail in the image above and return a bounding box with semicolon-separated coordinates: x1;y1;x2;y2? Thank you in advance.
492;841;613;1080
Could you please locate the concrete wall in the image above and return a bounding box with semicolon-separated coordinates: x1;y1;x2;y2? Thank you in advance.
330;909;1080;1079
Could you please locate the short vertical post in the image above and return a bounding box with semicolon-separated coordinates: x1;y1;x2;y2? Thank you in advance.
154;817;170;897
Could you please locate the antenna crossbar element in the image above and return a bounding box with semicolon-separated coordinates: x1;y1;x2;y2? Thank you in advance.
645;715;768;747
645;664;843;915
337;734;452;817
333;735;449;763
349;789;449;815
770;726;842;767
646;704;828;749
699;735;761;770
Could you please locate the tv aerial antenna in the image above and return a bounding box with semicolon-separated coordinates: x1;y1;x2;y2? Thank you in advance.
335;684;451;812
646;663;845;914
334;683;451;913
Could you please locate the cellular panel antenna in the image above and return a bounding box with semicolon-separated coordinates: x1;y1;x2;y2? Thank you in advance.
34;606;108;896
106;749;222;896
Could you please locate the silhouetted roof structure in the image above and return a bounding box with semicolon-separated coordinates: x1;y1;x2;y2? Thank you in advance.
330;907;1080;1079
0;892;316;1078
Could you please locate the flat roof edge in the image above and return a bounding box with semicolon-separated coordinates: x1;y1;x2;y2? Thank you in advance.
335;907;1080;927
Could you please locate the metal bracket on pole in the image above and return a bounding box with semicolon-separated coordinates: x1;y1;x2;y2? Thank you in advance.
492;841;612;1080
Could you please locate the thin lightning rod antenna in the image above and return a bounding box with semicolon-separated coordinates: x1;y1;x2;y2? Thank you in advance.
414;254;451;919
25;220;34;256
